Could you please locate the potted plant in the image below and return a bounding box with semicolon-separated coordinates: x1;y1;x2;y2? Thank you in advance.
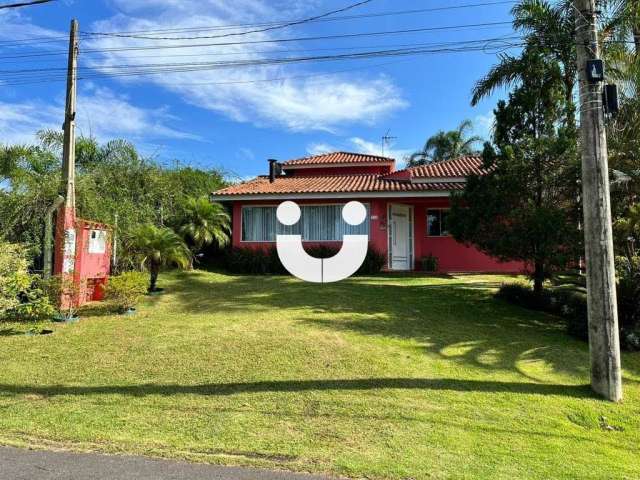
104;271;147;315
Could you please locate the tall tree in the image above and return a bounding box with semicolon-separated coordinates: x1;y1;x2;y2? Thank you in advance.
408;119;481;166
450;52;580;294
471;0;576;129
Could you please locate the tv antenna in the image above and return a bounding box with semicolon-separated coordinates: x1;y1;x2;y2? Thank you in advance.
381;129;397;156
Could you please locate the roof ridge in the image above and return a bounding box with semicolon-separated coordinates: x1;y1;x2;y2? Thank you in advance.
282;151;395;165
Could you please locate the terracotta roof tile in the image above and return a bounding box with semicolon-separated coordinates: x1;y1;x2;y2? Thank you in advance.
212;174;464;197
394;155;487;179
282;151;394;167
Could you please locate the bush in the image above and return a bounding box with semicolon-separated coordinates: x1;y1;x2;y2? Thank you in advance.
44;275;82;320
5;276;55;321
497;279;640;351
497;282;590;342
420;254;438;273
0;241;54;321
0;241;31;318
222;243;386;276
105;272;148;313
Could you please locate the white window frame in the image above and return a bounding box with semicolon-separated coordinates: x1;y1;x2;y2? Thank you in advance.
426;208;450;237
240;203;370;243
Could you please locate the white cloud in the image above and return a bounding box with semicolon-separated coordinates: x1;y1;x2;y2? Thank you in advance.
0;101;59;145
474;111;495;141
0;87;196;145
306;142;337;156
349;137;412;161
82;1;406;132
305;136;412;161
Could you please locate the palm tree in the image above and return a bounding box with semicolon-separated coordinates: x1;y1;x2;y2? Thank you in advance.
178;197;231;255
130;224;191;292
471;0;576;129
408;119;481;166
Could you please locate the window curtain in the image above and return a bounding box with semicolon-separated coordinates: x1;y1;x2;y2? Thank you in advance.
242;204;369;241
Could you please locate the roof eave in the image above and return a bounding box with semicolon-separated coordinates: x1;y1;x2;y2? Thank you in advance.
210;191;452;201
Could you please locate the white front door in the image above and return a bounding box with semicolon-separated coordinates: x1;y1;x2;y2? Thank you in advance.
389;204;412;270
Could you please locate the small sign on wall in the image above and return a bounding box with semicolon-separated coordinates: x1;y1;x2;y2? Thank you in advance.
88;229;107;254
63;228;76;273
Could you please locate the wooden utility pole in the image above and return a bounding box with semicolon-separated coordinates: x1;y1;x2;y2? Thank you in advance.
61;18;78;209
574;0;622;401
52;19;79;309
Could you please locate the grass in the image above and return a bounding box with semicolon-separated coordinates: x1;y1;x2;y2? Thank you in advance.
1;270;640;479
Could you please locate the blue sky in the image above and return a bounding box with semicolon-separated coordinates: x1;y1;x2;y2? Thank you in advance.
0;0;517;179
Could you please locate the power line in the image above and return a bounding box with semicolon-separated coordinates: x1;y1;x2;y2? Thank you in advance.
0;38;525;86
81;1;517;40
83;0;375;41
0;20;514;60
0;35;522;73
0;0;55;8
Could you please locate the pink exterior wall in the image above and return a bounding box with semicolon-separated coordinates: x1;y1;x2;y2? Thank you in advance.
53;212;112;306
230;197;524;274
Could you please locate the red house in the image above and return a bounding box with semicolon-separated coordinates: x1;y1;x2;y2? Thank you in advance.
211;152;523;273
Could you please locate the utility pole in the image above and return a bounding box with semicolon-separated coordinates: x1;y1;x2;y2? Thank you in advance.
61;18;78;210
52;19;79;309
574;0;622;401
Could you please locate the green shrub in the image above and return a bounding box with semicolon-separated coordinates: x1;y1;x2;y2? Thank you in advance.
0;241;31;318
1;241;54;321
5;276;55;321
357;247;387;275
105;272;148;313
222;244;386;276
44;275;82;320
496;279;640;351
420;254;439;273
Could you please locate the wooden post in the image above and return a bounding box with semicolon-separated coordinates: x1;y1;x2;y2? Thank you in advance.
574;0;622;401
53;19;79;310
61;18;78;209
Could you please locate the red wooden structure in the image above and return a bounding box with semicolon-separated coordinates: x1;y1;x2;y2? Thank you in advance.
53;207;112;307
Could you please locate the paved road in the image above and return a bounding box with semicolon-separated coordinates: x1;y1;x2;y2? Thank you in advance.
0;446;333;480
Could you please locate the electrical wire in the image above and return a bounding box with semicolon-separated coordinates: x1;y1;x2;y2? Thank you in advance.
83;0;375;41
0;20;516;61
0;0;55;9
0;38;526;86
81;1;518;40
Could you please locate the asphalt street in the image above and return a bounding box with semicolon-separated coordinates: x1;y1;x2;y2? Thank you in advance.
0;446;334;480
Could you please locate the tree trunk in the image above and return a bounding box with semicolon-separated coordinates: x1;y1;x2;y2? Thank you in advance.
533;260;545;297
149;263;160;292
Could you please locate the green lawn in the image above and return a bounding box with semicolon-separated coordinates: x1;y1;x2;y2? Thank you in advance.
1;271;639;479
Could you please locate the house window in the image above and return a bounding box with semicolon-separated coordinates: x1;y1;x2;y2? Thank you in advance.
88;229;107;253
427;209;450;237
242;204;369;242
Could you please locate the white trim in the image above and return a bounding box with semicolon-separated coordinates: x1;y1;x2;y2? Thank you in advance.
212;191;450;201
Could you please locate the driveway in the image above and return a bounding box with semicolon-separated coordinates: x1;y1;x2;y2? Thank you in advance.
0;446;334;480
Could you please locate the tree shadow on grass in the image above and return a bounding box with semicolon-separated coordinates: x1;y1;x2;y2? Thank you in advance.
0;377;594;399
151;272;606;383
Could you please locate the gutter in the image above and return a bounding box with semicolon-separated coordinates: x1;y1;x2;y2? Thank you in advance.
43;195;64;279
